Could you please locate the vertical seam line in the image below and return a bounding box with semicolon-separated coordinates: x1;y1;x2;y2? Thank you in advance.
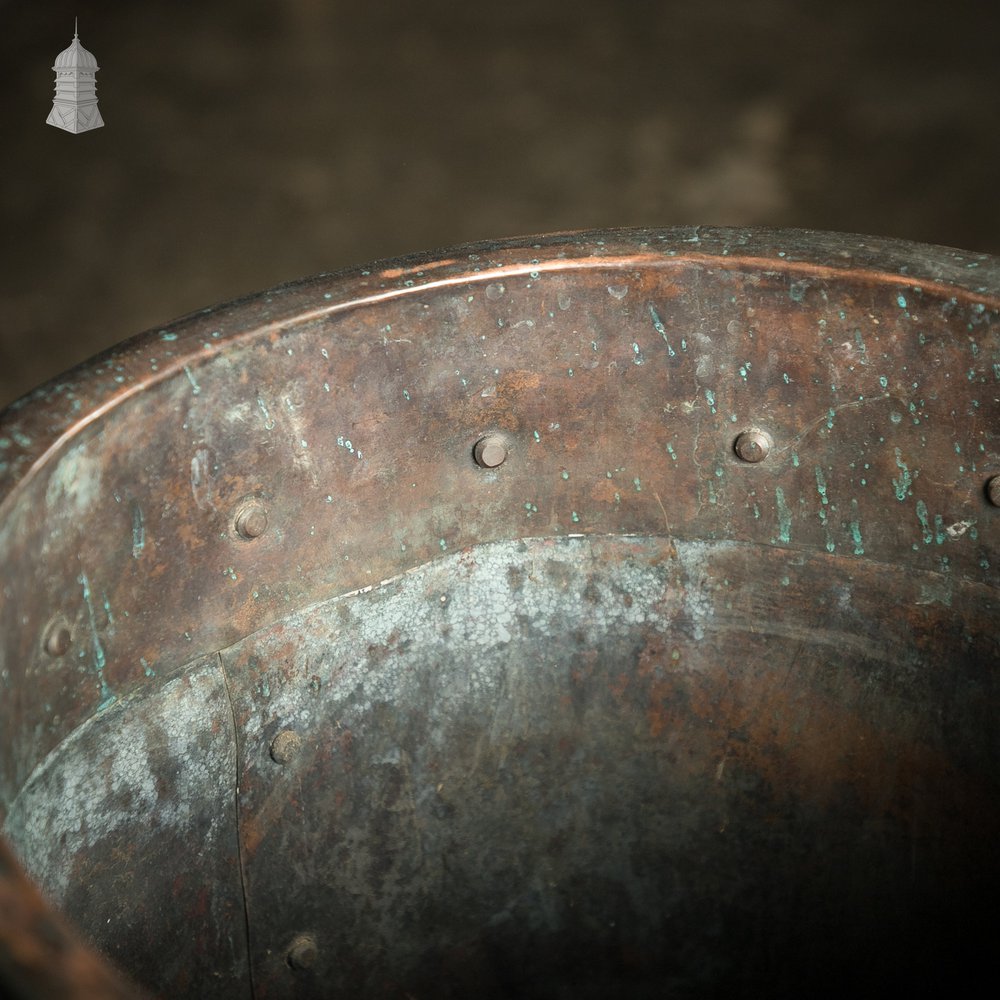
219;651;257;1000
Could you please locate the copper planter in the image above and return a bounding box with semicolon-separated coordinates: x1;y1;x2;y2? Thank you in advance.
1;228;997;997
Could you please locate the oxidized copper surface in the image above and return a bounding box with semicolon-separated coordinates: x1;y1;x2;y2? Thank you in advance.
0;228;998;997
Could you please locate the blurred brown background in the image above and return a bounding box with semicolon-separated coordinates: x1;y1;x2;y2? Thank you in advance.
2;0;998;407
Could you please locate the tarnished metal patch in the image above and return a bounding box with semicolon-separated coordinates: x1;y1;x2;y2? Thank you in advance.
2;655;249;998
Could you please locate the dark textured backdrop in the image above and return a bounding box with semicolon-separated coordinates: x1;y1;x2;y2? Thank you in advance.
2;0;998;406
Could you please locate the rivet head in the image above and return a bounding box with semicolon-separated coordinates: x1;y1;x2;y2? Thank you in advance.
286;934;318;971
987;475;1000;507
734;429;772;464
473;435;508;469
234;500;268;540
270;729;302;765
44;623;71;657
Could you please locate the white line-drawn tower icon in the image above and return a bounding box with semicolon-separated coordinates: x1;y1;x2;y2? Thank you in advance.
46;19;104;134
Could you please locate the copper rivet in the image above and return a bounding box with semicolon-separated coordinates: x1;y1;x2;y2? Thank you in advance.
734;429;771;464
234;500;268;540
473;435;508;469
270;729;301;765
286;934;318;971
987;475;1000;507
44;623;71;658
